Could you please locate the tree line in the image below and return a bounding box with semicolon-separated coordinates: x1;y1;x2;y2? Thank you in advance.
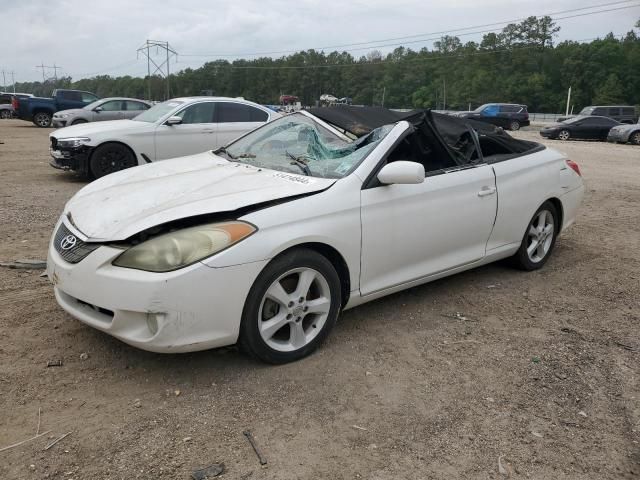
12;16;640;113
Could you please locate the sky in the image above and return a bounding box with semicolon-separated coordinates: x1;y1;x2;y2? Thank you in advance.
2;0;639;84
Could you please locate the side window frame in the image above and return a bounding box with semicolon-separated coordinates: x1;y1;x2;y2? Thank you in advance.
174;101;217;124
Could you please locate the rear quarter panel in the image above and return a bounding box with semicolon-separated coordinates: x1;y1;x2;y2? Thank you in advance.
486;147;573;253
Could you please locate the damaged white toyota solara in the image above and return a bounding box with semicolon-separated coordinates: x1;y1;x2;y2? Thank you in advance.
47;107;584;363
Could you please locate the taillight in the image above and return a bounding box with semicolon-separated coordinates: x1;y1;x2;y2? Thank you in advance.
566;159;581;176
11;97;18;109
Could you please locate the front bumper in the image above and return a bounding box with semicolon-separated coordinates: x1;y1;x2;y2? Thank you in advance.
539;130;557;139
47;220;268;353
607;131;627;143
52;119;67;128
49;146;92;175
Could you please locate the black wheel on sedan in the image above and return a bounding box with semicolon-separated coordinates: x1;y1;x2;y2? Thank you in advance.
238;248;342;364
557;129;570;141
511;201;559;271
33;111;52;128
509;120;520;131
89;142;137;178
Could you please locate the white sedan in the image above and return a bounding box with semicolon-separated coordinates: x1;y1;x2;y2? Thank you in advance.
47;107;584;363
49;97;279;178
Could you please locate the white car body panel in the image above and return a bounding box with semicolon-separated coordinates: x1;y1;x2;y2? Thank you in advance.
47;111;584;354
65;152;335;241
360;164;497;295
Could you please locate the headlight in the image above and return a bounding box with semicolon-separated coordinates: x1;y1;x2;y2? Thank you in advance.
57;137;91;148
56;113;68;119
113;221;256;272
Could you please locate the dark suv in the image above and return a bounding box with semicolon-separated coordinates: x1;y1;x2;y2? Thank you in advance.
457;103;530;131
558;106;638;124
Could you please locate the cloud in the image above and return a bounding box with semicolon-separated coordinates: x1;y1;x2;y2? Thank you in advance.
2;0;638;82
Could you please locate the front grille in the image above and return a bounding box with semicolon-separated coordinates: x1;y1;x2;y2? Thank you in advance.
50;137;58;149
54;222;100;264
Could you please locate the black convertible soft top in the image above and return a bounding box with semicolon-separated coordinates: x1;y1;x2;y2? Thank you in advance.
307;105;538;165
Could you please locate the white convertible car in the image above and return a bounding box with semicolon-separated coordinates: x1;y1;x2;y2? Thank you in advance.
49;97;279;178
47;107;584;363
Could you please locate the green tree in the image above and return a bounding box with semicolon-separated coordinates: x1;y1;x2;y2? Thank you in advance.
593;73;625;104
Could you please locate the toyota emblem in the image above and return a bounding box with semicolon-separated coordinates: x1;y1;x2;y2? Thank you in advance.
60;234;77;250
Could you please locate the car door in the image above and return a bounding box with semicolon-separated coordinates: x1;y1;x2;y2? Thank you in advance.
123;100;149;120
595;117;618;139
153;101;217;160
93;100;125;122
360;163;497;296
215;102;269;146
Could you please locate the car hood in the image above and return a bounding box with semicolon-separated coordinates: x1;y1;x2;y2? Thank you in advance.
50;119;150;138
53;108;85;117
609;123;638;132
65;151;336;241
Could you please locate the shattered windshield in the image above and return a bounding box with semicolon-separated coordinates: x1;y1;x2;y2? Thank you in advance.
222;113;394;179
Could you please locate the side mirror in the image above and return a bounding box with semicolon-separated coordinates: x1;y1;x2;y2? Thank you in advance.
94;106;103;112
165;116;183;126
377;161;425;185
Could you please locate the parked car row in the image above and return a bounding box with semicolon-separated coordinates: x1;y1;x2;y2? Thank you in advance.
540;115;640;145
456;103;530;131
0;92;34;119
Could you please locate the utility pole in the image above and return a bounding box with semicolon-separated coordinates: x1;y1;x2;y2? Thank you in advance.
565;86;572;116
11;71;15;93
443;77;446;111
36;63;46;83
381;86;386;107
1;70;5;92
137;40;178;101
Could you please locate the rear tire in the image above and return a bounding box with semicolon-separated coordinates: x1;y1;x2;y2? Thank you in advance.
631;131;640;146
557;129;570;141
509;120;520;131
0;110;11;119
89;143;137;179
33;111;52;128
511;201;559;271
238;248;342;364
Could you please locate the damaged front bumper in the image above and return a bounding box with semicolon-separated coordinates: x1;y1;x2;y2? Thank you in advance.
47;219;268;353
49;146;93;176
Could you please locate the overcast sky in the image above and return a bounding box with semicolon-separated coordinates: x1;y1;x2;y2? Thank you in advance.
3;0;639;84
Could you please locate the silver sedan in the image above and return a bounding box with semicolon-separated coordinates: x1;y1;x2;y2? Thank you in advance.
52;97;152;128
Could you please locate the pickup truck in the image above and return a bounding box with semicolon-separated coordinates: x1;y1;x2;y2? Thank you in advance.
14;89;99;127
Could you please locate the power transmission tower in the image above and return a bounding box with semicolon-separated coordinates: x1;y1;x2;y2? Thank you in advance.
136;40;178;101
35;63;62;82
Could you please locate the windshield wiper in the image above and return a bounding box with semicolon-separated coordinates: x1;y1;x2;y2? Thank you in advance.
285;151;312;176
214;146;237;160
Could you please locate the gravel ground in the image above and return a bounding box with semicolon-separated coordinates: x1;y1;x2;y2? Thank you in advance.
0;119;638;479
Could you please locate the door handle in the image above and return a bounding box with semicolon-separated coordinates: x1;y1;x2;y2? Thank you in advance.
201;129;215;134
477;186;496;197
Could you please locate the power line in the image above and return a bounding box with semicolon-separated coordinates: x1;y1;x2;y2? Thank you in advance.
179;0;640;58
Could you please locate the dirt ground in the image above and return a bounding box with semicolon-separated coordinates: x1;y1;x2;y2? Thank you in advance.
0;119;638;479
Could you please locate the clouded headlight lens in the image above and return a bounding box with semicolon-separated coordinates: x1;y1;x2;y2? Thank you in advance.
57;137;90;148
113;221;256;272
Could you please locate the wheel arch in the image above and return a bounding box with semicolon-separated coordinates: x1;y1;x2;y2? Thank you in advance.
89;140;138;164
547;197;564;230
271;242;351;307
32;107;54;116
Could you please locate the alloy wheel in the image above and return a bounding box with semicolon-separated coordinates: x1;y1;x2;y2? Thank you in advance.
631;132;640;145
558;130;570;141
258;267;332;352
526;209;554;263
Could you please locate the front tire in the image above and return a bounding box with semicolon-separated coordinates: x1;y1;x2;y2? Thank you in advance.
557;129;570;141
238;248;342;364
509;120;520;131
33;112;52;128
511;201;559;271
89;143;137;179
630;131;640;146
